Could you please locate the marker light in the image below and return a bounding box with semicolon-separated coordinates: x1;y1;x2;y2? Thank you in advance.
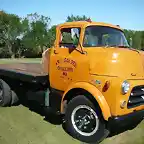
102;81;110;92
86;18;92;22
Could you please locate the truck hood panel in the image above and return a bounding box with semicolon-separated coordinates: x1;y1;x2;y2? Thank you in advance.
87;47;144;79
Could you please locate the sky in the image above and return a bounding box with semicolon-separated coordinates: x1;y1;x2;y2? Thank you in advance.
0;0;144;30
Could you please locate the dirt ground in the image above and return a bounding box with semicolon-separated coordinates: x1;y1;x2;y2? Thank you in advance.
0;63;44;76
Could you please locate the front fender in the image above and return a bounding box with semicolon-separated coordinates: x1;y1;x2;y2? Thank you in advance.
61;82;111;121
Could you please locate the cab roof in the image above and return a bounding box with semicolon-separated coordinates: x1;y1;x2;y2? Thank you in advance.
57;20;122;31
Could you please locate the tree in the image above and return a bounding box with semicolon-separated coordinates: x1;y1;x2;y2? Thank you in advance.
123;29;144;49
21;13;51;57
132;31;142;49
46;25;56;48
0;11;22;58
1;11;144;58
141;31;144;49
66;14;90;22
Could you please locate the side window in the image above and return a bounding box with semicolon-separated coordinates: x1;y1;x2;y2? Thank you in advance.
59;27;80;48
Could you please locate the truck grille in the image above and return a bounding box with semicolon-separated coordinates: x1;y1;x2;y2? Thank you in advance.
127;85;144;108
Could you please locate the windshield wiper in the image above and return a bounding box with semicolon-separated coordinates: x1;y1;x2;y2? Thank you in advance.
104;45;130;48
117;45;130;48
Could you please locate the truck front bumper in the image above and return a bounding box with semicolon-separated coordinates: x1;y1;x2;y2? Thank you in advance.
107;109;144;133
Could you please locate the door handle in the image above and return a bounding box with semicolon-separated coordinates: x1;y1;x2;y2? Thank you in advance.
54;49;58;54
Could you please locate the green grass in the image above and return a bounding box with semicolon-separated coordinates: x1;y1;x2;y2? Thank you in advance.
0;58;41;64
0;58;143;144
0;106;79;144
0;105;143;144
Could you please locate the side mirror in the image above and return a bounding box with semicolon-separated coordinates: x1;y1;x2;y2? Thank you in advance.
73;37;79;46
71;28;79;46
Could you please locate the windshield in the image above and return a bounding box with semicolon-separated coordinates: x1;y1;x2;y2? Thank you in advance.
83;26;129;48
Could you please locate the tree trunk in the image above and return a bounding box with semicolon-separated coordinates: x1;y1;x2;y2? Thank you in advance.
11;54;15;58
7;42;15;58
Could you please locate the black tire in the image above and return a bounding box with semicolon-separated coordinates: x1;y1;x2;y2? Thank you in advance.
11;90;19;106
63;95;109;143
0;79;12;107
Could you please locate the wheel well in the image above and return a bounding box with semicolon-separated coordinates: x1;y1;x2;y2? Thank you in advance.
63;88;102;114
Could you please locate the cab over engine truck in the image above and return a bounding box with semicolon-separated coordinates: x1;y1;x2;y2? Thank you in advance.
0;20;144;143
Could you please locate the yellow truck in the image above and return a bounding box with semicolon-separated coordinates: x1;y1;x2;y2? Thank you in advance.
0;20;144;143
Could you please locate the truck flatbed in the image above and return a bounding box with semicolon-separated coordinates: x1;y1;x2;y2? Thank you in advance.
0;63;48;85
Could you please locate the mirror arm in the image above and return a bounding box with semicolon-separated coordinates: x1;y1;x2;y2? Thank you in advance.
79;42;85;54
75;35;85;54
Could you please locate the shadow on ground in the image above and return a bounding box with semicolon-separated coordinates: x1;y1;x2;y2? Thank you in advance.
27;101;63;125
107;122;141;138
13;88;63;126
107;117;143;138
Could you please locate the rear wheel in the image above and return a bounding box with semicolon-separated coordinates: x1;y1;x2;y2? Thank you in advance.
63;95;109;143
0;79;12;107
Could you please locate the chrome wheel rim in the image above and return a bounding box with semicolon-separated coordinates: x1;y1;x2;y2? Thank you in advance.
71;105;99;137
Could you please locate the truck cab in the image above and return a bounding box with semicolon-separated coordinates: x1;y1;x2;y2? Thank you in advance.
42;20;144;143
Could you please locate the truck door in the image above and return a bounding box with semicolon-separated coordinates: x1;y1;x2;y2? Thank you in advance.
49;27;89;91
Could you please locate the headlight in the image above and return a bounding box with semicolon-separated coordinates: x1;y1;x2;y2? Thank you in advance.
121;80;130;94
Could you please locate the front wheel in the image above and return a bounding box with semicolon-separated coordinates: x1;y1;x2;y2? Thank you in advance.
63;95;109;143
